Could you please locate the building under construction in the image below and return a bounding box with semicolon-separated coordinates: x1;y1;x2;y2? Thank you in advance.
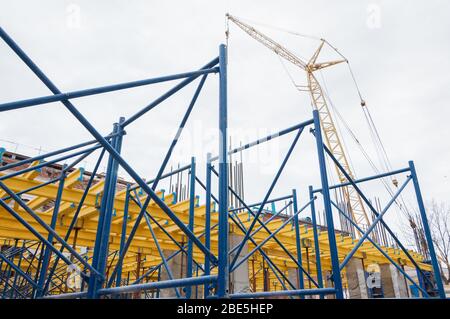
0;15;446;299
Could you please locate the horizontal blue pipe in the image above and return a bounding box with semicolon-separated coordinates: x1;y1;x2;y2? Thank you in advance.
0;68;218;112
229;194;293;212
129;164;191;192
210;119;314;162
0;144;102;181
0;134;113;172
312;167;410;193
41;291;88;299
98;275;218;296
230;288;336;299
1;177;59;201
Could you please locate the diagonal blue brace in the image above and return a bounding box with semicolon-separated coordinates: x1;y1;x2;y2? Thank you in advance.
330;198;430;297
231;197;315;272
338;176;412;271
321;143;436;290
230;127;304;271
0;27;217;275
409;161;446;298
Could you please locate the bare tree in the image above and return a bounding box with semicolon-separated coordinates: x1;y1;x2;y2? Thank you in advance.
427;200;450;285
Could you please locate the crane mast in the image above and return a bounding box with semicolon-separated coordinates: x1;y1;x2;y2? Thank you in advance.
226;14;370;234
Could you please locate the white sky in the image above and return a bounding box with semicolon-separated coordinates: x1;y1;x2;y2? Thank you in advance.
1;1;449;237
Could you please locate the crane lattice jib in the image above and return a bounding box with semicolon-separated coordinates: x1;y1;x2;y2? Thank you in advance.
308;72;369;231
227;14;370;233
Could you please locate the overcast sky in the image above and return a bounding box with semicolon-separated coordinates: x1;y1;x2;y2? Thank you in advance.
1;1;449;234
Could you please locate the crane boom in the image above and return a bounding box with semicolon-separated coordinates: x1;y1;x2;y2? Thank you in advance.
227;14;370;234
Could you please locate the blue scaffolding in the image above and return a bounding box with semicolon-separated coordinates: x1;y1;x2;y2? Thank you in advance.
0;27;445;299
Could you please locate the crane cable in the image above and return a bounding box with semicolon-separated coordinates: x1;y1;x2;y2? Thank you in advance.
229;14;321;41
343;61;418;219
226;15;416;222
319;64;417;221
313;36;416;221
283;34;414;220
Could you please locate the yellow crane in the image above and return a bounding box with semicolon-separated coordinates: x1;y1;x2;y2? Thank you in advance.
226;14;370;233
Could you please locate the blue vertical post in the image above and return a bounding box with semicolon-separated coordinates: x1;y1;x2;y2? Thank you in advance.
217;43;229;298
88;118;125;298
156;267;161;298
416;267;425;298
2;263;11;298
309;185;323;290
204;153;212;298
35;165;67;297
116;184;130;288
11;241;25;298
409;160;446;299
313;110;343;299
292;189;304;296
32;247;44;297
186;157;196;299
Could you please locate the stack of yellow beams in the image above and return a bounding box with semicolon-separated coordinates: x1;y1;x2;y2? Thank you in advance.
0;168;431;293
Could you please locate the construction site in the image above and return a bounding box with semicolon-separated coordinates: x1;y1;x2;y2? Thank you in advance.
0;8;448;300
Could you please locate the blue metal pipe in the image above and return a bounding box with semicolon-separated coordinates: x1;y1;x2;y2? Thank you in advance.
121;61;217;127
231;197;314;272
312;167;410;193
132;187;181;297
292;189;305;294
0;252;38;290
10;241;25;298
409;160;446;298
106;75;212;288
217;43;229;298
330;198;430;297
98;275;218;296
210;119;314;162
88;120;124;298
230;127;304;271
308;185;323;289
312;109;344;299
225;213;298;291
133;218;213;285
186;157;196;299
1;26;217;273
0;68;217;112
116;184;131;287
228;200;293;257
210;165;317;287
130;163;191;191
0;135;112;172
204;153;212;298
35;166;67;297
1;176;59;201
228;194;293;212
0;144;102;181
230;287;336;299
207;170;298;290
322;144;435;288
338;176;412;271
0;183;99;275
41;291;88;299
43;148;106;293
